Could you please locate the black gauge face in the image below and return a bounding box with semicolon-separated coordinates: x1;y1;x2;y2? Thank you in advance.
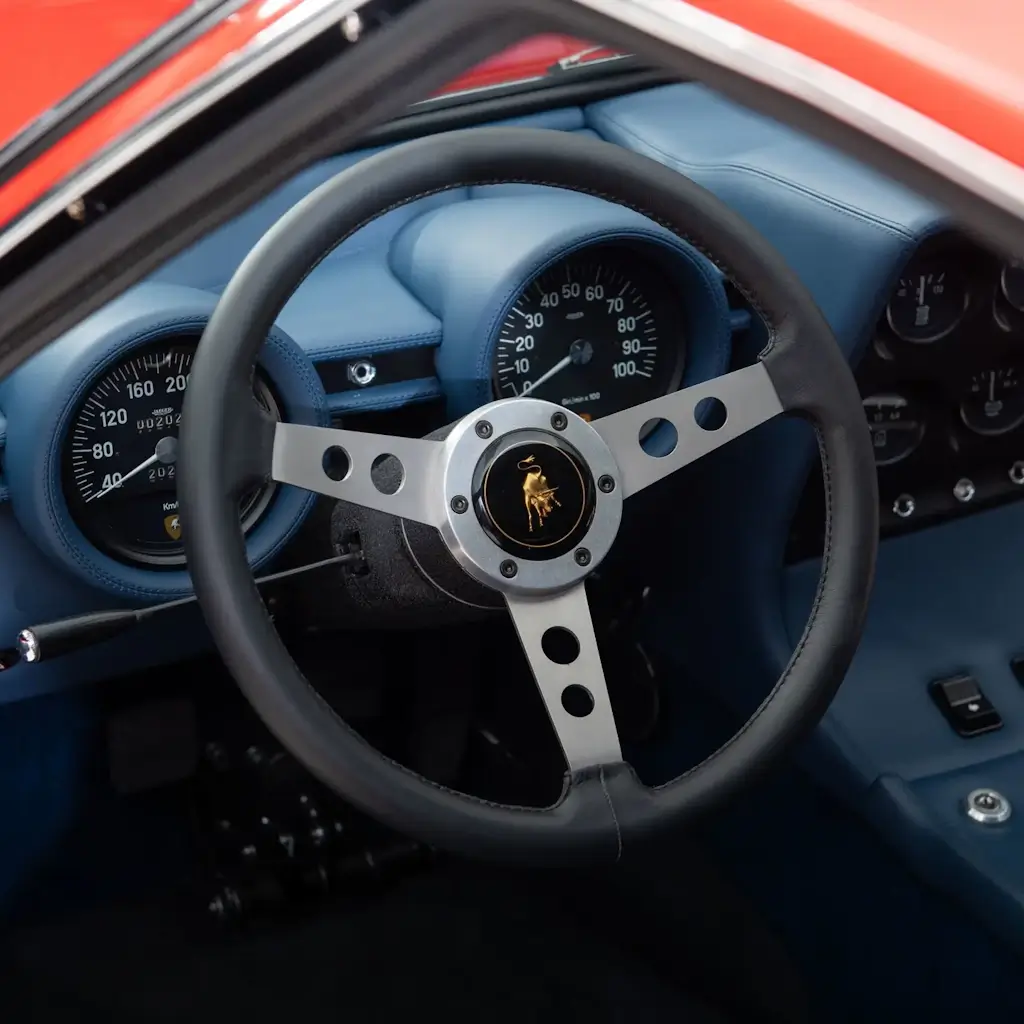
62;338;280;567
492;246;685;421
1001;261;1024;313
885;260;968;343
863;393;927;466
960;368;1024;436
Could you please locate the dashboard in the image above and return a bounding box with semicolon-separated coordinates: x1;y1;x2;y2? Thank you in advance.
788;234;1024;561
4;78;1024;956
0;81;968;704
0;228;721;604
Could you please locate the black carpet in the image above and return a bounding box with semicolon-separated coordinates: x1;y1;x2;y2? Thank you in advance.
0;865;730;1023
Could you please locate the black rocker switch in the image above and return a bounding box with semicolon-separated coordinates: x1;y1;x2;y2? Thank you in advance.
930;674;1003;737
1010;656;1024;687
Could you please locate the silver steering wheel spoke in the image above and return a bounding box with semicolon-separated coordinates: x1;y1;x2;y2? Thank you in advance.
593;362;784;498
271;422;445;527
505;584;622;774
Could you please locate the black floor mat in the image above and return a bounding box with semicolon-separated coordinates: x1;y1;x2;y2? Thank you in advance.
0;866;730;1023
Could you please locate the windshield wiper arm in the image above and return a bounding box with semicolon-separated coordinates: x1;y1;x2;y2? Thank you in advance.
549;46;632;73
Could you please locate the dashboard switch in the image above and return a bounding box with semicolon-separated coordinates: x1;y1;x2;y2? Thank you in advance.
953;478;976;503
893;494;916;518
1009;656;1024;686
1010;462;1024;486
965;788;1012;825
931;674;1003;737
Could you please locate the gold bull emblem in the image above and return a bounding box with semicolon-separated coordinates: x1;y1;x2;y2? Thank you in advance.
518;455;560;532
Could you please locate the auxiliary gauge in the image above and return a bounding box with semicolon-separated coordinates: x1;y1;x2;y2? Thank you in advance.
863;393;927;466
959;368;1024;436
885;258;968;343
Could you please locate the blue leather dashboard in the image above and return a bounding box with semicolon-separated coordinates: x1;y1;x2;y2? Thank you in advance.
0;95;745;700
4;80;1024;944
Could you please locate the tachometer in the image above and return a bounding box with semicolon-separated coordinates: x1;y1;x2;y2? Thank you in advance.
492;245;684;420
62;336;280;567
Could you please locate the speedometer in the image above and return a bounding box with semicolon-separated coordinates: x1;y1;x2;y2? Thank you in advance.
492;244;684;420
61;336;280;567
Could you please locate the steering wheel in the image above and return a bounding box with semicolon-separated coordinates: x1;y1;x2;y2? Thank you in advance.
179;127;877;863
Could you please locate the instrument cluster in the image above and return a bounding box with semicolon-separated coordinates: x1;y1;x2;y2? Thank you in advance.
789;234;1024;560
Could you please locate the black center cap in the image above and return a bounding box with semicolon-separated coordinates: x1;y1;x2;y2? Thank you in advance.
474;431;595;561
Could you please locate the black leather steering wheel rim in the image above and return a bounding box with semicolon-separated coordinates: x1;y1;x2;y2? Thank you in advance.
179;127;877;863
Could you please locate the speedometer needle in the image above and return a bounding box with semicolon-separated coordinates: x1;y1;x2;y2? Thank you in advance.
87;436;178;502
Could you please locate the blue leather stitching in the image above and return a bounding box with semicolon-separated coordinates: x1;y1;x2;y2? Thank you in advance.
477;227;730;402
5;291;327;602
307;330;441;363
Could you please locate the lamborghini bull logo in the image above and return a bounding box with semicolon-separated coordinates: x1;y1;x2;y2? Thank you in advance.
518;455;561;532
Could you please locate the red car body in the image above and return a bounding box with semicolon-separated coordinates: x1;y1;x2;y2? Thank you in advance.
0;0;1020;234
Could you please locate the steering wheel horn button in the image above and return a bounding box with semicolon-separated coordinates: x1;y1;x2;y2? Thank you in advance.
437;398;623;597
965;789;1012;825
475;435;595;561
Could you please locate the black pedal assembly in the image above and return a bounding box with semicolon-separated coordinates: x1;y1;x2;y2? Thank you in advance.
193;738;431;929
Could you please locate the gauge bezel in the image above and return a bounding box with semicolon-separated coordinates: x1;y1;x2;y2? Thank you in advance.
958;368;1024;437
489;240;688;421
884;261;970;344
59;335;283;569
1000;261;1024;314
862;391;928;467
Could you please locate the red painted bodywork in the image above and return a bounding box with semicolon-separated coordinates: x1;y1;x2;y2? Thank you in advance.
0;0;1019;232
0;0;193;147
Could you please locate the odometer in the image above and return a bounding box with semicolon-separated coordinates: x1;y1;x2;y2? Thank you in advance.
62;336;279;567
492;244;684;420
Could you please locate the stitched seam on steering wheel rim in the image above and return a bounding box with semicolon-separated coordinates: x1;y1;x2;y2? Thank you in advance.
599;765;624;863
652;425;835;792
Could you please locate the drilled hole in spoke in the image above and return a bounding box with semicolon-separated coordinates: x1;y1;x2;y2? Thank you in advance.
541;626;580;665
639;418;677;457
561;685;595;718
695;397;727;430
371;453;403;495
322;446;351;482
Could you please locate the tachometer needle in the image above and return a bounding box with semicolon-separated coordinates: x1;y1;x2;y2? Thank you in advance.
520;355;572;397
87;436;178;502
518;339;594;398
